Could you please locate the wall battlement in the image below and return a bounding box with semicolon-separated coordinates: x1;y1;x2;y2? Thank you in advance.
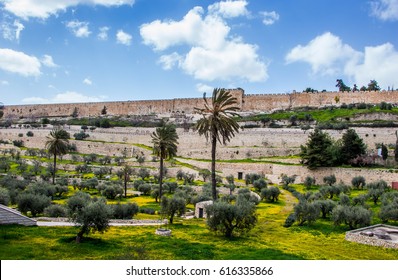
3;89;398;119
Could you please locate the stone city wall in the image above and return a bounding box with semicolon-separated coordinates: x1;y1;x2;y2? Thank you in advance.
4;89;398;119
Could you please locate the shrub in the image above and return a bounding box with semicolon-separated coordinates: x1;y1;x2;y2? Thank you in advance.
253;178;267;192
281;174;296;187
379;192;398;223
26;131;34;137
303;176;316;190
139;207;155;215
367;180;388;205
160;195;186;224
323;174;336;186
332;205;372;229
138;184;152;195
206;197;257;238
293;200;320;225
0;187;10;206
27;182;57;198
313;199;336;218
74;131;90;140
12;140;24;147
67;191;91;213
283;213;296;227
44;204;68;217
261;186;281;202
101;184;123;199
112;202;139;219
17;193;51;217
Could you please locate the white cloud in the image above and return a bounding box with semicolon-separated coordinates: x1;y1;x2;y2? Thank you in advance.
0;48;41;76
0;0;135;20
116;30;132;46
98;26;110;40
66;20;91;38
158;52;182;70
286;32;398;89
41;55;57;68
344;43;398;88
260;11;279;25
196;83;214;94
370;0;398;21
1;19;24;41
1;80;9;86
83;78;92;85
285;32;360;76
22;91;107;104
208;0;249;18
140;4;268;82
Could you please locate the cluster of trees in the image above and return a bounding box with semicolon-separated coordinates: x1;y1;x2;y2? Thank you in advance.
284;176;398;229
336;79;381;92
300;128;369;169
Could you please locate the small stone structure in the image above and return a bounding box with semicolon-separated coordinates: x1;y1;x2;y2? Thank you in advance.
195;200;213;218
345;224;398;249
0;204;37;226
155;228;172;236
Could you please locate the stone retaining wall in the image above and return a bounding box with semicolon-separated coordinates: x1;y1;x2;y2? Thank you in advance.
345;224;398;249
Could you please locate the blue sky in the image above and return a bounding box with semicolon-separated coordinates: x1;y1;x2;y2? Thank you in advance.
0;0;397;105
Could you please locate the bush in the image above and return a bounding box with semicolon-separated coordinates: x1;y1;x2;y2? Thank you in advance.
323;174;336;186
74;131;90;140
17;193;51;217
293;200;320;225
67;191;91;213
332;205;372;229
138;184;152;195
351;176;366;190
206;197;257;238
261;186;281;202
0;187;10;206
283;213;296;228
27;182;56;198
12;140;24;147
253;178;267;192
313;199;336;218
44;204;68;217
139;207;155;215
101;184;123;199
112;202;139;219
303;176;316;190
26;131;34;137
379;192;398;222
367;180;388;205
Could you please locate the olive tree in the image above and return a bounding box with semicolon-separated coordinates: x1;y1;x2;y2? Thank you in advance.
205;194;257;238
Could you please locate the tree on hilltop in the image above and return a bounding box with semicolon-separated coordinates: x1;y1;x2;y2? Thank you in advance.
336;79;351;92
195;88;240;201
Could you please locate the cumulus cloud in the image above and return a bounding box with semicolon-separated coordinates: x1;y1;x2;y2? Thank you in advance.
0;48;41;76
1;19;24;41
66;20;91;38
98;26;110;40
22;91;107;104
140;2;268;82
285;32;360;76
116;30;132;46
370;0;398;21
0;0;135;20
41;55;57;68
208;0;249;18
260;11;279;25
345;43;398;88
286;32;398;89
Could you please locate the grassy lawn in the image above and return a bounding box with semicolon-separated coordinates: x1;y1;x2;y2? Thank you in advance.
1;190;397;260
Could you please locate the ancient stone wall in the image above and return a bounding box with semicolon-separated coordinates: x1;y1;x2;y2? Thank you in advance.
5;89;398;119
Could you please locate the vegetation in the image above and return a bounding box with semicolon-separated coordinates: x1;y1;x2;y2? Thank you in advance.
195;88;240;200
45;128;70;184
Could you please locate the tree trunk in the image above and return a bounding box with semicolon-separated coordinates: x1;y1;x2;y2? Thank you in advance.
211;135;217;201
76;230;84;243
52;152;57;185
159;157;164;201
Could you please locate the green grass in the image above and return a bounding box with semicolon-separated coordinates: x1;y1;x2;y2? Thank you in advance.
1;190;398;260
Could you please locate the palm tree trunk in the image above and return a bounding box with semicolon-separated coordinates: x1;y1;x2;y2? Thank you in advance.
124;173;127;198
52;153;57;185
211;134;217;201
159;157;164;200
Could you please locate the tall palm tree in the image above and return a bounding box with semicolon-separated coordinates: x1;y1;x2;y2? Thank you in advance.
195;88;240;201
151;120;179;199
45;128;70;184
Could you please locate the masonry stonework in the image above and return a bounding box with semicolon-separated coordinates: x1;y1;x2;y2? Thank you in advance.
4;89;398;119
